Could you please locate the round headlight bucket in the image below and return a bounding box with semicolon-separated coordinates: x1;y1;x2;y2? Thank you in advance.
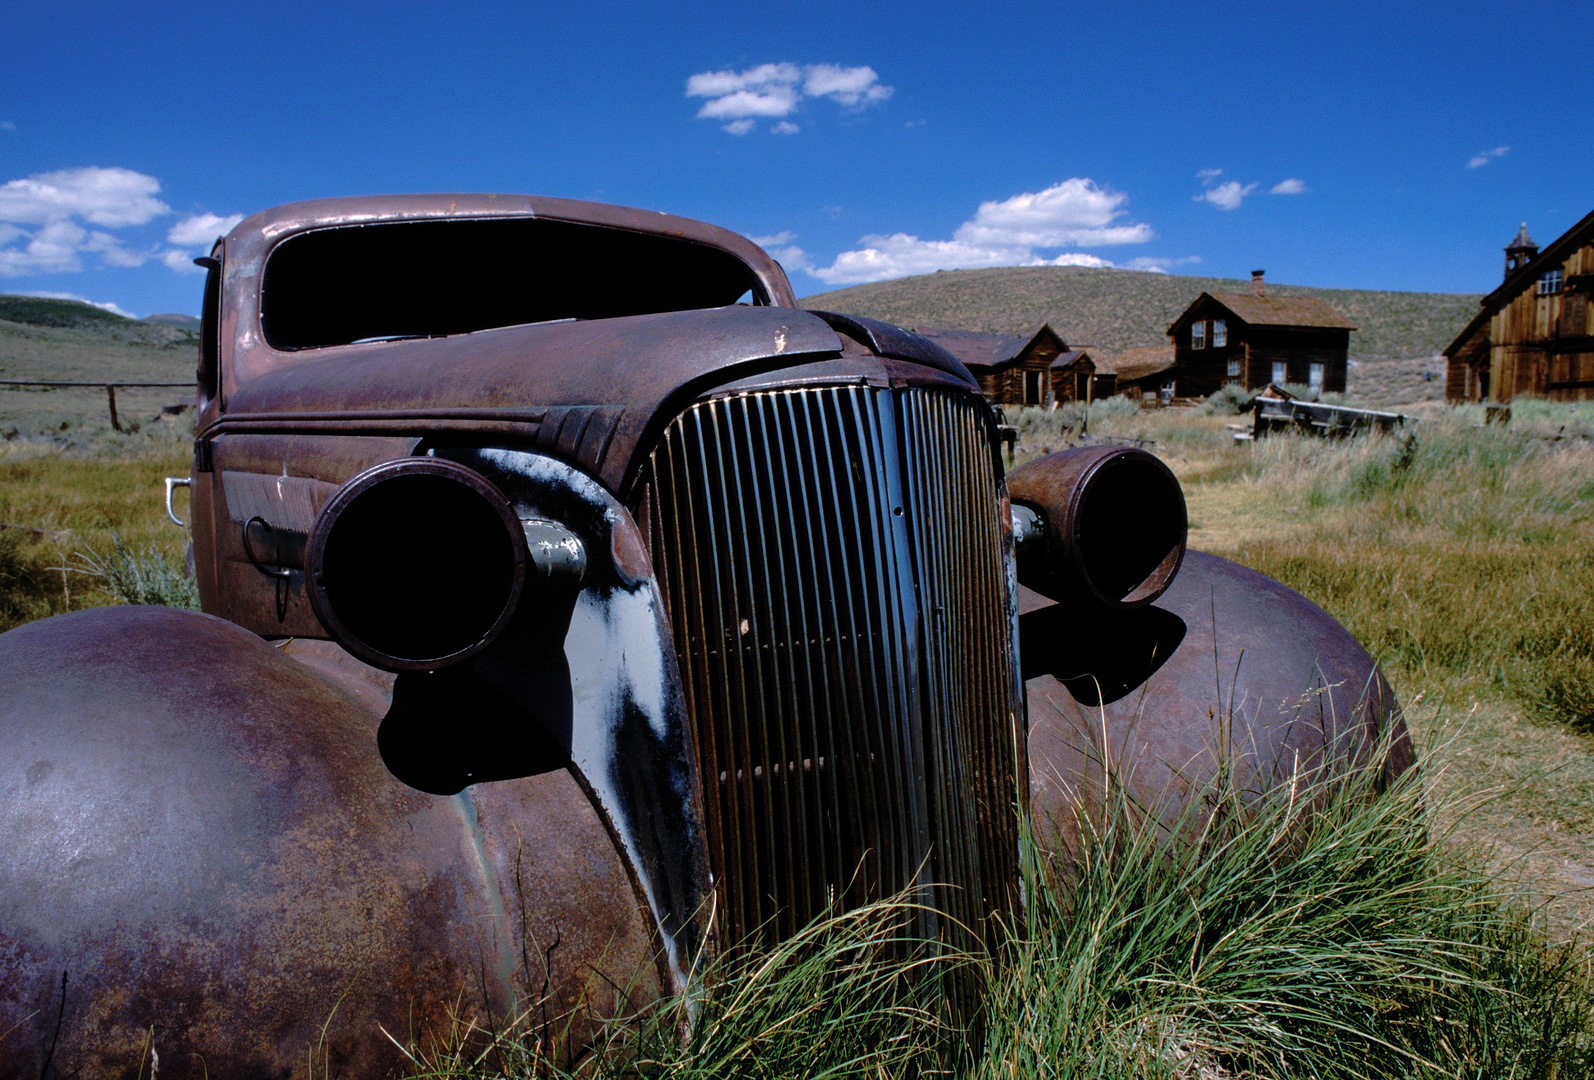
306;458;527;671
1008;445;1187;610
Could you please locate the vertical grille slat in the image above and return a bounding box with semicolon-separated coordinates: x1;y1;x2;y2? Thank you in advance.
642;386;1020;955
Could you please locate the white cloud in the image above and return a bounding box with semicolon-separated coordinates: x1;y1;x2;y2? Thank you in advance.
88;232;152;268
746;231;812;272
1046;252;1112;268
162;249;205;273
1195;180;1258;210
811;235;1028;284
167;212;242;247
1467;145;1509;169
0;220;92;274
807;178;1155;285
1123;255;1201;273
801;64;893;107
1271;178;1306;195
698;88;801;121
685;63;801;101
1196;168;1223;180
19;290;136;318
955;179;1154;248
0;122;15;131
0;167;241;277
767;244;813;272
0;167;169;227
687;62;892;133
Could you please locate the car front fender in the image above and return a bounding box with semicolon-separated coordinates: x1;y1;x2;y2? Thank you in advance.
0;605;662;1079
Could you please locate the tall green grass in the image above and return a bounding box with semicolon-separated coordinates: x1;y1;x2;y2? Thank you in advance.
402;732;1594;1079
983;743;1593;1079
0;443;193;632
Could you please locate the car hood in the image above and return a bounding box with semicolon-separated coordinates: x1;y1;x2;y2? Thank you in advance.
215;305;844;491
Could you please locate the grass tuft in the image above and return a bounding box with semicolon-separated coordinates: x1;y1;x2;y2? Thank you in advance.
981;729;1594;1080
71;529;198;609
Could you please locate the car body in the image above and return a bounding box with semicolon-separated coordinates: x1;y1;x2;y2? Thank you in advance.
0;195;1408;1078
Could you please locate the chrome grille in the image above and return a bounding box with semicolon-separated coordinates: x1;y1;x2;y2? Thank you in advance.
640;386;1021;955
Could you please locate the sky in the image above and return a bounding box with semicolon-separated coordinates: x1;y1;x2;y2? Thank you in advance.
1;0;1589;318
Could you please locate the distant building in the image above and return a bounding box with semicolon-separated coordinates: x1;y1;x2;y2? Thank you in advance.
1163;272;1356;397
913;324;1107;405
1443;212;1594;403
1053;349;1113;402
1111;344;1178;403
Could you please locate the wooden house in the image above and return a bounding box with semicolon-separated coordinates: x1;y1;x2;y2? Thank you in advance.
912;323;1075;405
1443;212;1594;403
1049;348;1112;402
1164;273;1356;397
1111;344;1178;403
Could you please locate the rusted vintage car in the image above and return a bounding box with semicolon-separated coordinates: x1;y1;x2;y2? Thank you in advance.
0;196;1408;1078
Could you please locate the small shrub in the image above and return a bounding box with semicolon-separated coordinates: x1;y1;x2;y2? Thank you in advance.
72;530;199;609
1200;383;1253;415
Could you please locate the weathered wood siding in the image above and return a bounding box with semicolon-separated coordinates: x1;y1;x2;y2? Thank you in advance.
1446;320;1491;402
987;337;1064;405
1487;239;1594;402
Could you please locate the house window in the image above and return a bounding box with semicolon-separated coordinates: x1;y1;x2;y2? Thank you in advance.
1271;361;1287;385
1212;319;1227;347
1190;321;1206;349
1227;357;1242;378
1538;269;1563;295
1309;363;1325;391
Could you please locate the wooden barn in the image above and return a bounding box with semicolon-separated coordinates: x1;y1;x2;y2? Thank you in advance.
1164;273;1356;397
912;323;1092;405
1443;211;1594;403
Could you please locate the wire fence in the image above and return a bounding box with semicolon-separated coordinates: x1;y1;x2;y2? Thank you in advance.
0;380;193;432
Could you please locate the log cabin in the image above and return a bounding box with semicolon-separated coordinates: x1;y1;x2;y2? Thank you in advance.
1444;211;1594;403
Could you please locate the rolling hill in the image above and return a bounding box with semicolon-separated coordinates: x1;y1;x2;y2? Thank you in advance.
0;295;199;437
801;266;1482;364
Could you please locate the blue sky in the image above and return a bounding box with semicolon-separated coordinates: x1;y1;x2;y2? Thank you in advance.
1;0;1587;317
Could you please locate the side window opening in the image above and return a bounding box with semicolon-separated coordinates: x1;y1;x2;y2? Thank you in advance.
196;253;222;399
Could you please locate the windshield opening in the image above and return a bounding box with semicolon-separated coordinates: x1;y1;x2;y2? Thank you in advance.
261;217;766;351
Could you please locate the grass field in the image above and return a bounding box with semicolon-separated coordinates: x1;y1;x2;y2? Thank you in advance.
1;398;1590;1077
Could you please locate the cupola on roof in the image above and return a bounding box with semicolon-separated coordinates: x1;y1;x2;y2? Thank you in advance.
1505;222;1538;251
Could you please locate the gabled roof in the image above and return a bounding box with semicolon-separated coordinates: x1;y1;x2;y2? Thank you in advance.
911;323;1067;372
1049;348;1093;371
1113;344;1176;383
1444;205;1594;358
1169;292;1356;333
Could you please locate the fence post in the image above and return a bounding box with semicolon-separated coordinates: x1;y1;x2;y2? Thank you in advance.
106;385;121;432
